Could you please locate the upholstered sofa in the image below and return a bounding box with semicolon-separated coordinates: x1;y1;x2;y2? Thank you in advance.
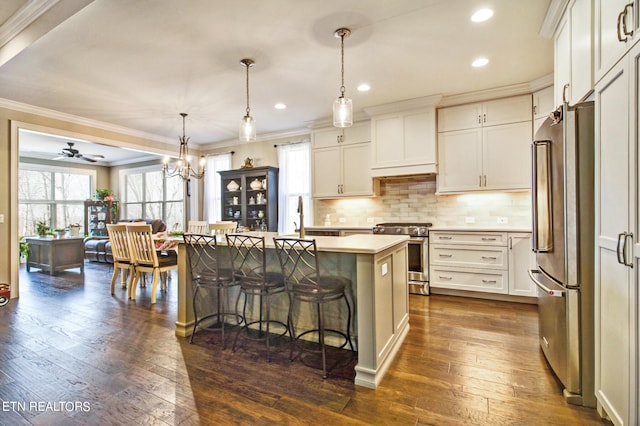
84;219;167;263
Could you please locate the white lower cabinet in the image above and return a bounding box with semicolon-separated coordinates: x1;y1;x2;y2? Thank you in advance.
508;233;536;297
430;230;534;298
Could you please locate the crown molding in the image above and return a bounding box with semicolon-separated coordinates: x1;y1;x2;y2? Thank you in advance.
0;97;175;145
363;94;443;116
200;127;311;150
530;73;554;92
437;83;533;108
0;0;60;48
540;0;570;38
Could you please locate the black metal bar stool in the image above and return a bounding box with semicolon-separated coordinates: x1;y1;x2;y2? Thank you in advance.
226;234;289;361
183;233;243;346
273;237;355;378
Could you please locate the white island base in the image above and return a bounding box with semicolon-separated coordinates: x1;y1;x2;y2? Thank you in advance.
173;233;410;389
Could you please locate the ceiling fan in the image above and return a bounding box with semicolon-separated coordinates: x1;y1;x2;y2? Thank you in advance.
54;142;105;163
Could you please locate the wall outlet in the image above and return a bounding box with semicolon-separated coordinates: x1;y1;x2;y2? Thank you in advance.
497;217;508;224
366;217;374;223
339;217;347;223
465;216;475;224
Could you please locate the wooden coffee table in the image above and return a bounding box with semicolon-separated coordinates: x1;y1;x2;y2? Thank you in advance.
26;237;85;275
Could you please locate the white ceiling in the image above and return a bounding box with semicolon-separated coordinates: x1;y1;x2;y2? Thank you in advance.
1;0;553;161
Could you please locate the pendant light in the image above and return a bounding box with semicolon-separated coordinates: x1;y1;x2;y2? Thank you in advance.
333;27;353;128
239;58;256;141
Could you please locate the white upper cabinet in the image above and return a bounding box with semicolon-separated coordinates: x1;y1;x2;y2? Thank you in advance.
366;95;440;177
437;94;532;193
311;122;374;198
594;0;639;82
438;95;531;132
533;85;555;134
554;0;594;105
311;121;370;149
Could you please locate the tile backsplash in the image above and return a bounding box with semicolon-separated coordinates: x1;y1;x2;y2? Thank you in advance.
314;175;531;228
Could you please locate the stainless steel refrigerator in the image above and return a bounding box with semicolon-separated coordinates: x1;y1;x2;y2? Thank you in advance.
529;101;596;408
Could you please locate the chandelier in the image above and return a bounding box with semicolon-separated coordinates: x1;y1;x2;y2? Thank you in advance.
163;113;205;180
333;27;353;128
239;58;256;141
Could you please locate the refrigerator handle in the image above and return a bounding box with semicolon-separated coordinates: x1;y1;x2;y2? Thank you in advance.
531;140;552;253
528;269;565;297
531;143;539;252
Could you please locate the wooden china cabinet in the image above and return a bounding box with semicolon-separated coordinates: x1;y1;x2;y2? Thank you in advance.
218;166;278;231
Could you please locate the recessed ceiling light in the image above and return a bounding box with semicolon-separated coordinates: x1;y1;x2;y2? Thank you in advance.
274;103;286;110
357;84;371;92
471;8;494;22
472;58;489;68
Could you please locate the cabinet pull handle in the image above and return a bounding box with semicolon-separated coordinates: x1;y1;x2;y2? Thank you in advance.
438;236;452;240
509;237;513;249
481;237;497;241
477;115;481;124
619;232;634;268
562;83;570;104
479;175;482;187
483;175;487;186
482;279;497;284
439;276;453;280
623;3;634;37
483;113;486;123
533;105;537;115
618;8;627;41
482;256;497;260
438;254;453;258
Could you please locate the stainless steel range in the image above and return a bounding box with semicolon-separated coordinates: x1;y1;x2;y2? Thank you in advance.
372;222;431;295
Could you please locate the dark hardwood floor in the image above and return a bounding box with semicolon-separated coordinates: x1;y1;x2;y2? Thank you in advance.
0;262;609;425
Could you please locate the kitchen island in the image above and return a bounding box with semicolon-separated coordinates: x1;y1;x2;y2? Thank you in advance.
172;232;409;389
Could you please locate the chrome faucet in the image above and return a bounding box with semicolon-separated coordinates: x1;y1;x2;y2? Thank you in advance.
296;195;305;238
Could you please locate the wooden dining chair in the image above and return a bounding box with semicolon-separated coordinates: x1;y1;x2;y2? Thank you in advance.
210;221;237;236
106;224;134;295
187;220;210;235
126;223;177;304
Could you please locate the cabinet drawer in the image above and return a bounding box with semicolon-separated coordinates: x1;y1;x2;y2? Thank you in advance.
429;231;507;246
430;245;507;270
430;266;508;294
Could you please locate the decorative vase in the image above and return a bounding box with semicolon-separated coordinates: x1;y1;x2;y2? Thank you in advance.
226;180;240;191
250;179;262;190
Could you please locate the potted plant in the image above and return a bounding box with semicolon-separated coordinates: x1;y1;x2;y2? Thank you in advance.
19;236;29;263
35;220;49;237
69;223;81;237
95;188;113;200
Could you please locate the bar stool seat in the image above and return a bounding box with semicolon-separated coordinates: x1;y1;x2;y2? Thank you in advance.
273;237;355;378
227;234;289;361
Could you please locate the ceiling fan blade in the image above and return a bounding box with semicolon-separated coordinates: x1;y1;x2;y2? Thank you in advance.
78;155;97;163
83;153;105;160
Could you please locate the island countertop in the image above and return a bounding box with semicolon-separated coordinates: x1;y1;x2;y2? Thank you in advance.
161;232;409;254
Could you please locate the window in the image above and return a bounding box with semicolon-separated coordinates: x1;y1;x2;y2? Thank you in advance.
203;153;232;222
120;165;185;230
277;141;311;233
19;164;95;236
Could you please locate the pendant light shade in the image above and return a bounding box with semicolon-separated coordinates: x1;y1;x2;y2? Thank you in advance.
239;58;256;141
333;28;353;128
